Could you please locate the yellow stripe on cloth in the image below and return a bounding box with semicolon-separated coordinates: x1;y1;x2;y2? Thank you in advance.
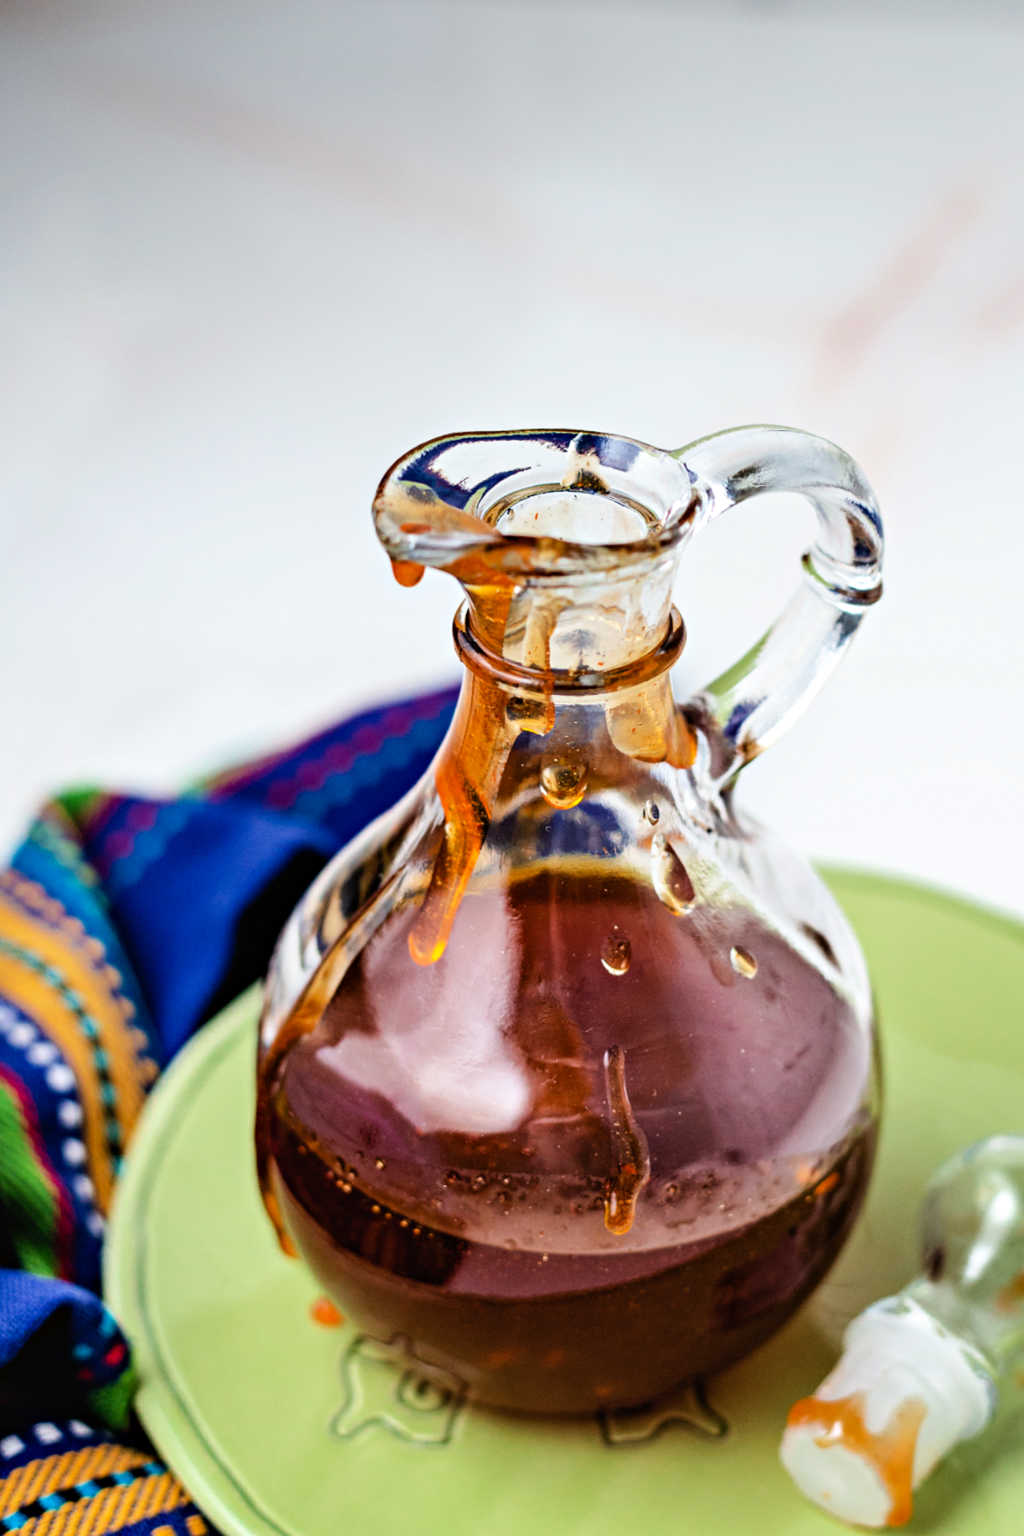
0;873;153;1083
0;1444;147;1515
24;1471;192;1536
150;1519;206;1536
0;882;154;1209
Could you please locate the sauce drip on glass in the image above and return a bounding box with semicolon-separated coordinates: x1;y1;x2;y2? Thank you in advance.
602;1044;651;1235
786;1392;927;1528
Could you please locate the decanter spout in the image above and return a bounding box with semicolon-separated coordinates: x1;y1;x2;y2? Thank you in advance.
373;429;698;675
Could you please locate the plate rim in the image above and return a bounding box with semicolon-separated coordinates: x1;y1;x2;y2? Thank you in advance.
106;986;290;1536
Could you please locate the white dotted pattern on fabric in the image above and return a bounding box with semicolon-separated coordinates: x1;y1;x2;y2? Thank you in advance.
0;998;102;1236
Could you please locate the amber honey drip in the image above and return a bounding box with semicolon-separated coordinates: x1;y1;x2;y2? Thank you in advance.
602;1044;651;1235
392;538;694;966
786;1392;928;1528
402;556;524;968
407;670;517;966
605;678;696;769
391;559;425;588
310;1296;344;1328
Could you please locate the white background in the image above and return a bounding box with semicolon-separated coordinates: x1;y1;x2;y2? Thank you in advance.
3;0;1023;914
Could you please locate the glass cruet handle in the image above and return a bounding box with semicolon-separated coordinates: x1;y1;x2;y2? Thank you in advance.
674;425;884;772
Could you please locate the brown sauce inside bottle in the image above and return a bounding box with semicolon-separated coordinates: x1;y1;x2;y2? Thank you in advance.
258;867;876;1413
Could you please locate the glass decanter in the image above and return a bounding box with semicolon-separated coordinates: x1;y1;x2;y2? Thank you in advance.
256;425;884;1414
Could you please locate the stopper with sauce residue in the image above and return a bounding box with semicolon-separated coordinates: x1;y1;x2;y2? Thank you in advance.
781;1134;1024;1526
781;1300;994;1527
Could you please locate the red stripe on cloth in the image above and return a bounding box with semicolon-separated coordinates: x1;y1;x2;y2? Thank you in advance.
206;688;454;800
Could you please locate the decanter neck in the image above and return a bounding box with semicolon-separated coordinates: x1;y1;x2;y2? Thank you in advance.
456;549;684;684
373;427;697;681
453;584;687;707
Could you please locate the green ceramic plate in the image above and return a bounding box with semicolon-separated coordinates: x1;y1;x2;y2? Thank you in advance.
105;871;1024;1536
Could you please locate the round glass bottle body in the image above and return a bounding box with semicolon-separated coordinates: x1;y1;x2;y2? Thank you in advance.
257;425;883;1413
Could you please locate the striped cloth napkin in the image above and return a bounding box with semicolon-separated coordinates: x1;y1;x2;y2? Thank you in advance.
0;686;456;1536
